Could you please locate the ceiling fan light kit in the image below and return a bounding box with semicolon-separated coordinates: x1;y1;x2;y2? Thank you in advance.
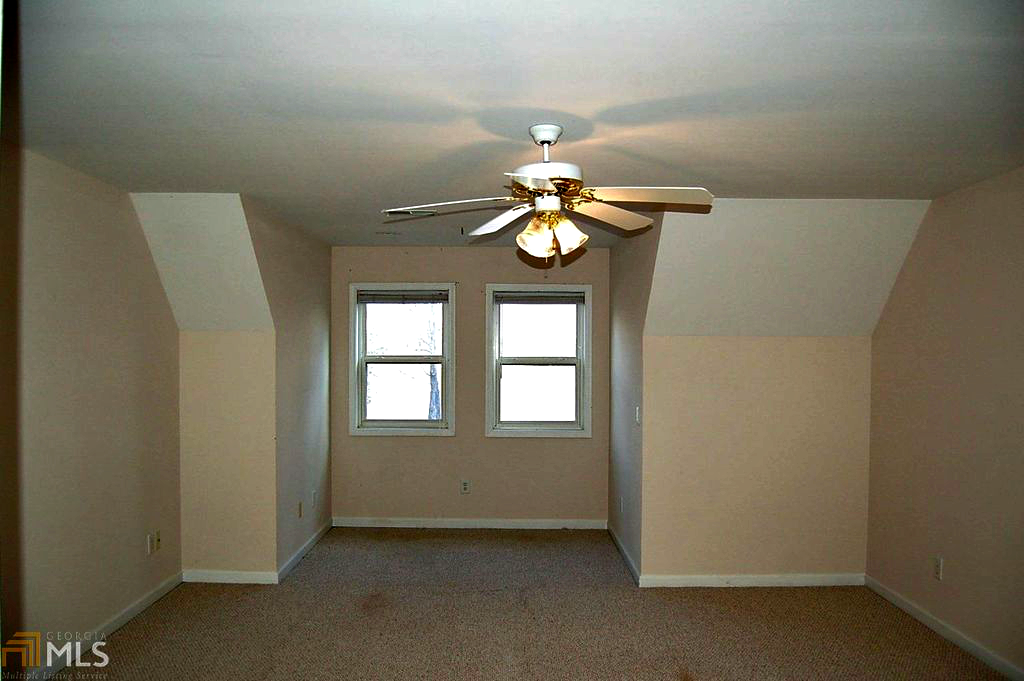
552;217;589;256
515;213;557;258
382;123;714;260
515;194;590;259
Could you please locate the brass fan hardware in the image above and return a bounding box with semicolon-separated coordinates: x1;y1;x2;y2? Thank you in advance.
383;123;714;258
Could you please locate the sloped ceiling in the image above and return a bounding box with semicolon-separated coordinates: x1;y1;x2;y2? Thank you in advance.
20;2;1024;246
131;193;273;330
645;199;930;336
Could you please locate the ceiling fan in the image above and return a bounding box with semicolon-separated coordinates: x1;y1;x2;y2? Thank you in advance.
382;123;714;259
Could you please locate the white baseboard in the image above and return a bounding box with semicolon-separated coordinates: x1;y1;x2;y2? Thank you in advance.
181;569;278;584
639;572;866;588
40;571;182;679
277;523;330;582
95;570;182;636
606;524;640;585
865;576;1023;680
332;516;607;530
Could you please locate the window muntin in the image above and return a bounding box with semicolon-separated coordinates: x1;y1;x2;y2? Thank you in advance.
486;285;592;437
350;284;454;436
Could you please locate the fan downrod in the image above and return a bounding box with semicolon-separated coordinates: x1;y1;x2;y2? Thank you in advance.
529;123;562;163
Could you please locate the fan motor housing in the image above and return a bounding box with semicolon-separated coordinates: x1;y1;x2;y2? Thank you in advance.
511;162;584;195
534;194;561;212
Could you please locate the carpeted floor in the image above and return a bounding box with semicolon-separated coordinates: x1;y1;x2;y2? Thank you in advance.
58;528;1003;680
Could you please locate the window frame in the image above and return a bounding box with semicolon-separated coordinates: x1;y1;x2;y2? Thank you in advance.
485;283;592;438
349;282;456;437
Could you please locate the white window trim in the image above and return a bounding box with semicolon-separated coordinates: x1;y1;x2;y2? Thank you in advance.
485;283;592;438
349;282;456;437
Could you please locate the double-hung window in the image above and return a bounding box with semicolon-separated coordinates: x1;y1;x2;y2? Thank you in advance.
349;283;455;436
485;284;592;437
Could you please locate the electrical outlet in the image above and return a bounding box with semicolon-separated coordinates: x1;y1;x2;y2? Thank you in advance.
933;556;944;581
635;405;641;425
155;530;161;551
298;501;303;518
460;480;471;495
146;533;155;556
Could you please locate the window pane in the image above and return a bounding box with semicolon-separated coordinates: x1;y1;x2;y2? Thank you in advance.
365;363;443;421
365;303;442;356
499;303;577;358
499;364;576;422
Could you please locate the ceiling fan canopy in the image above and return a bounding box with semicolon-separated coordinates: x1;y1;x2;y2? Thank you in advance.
383;123;714;258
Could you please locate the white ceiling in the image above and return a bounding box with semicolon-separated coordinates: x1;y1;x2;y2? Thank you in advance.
646;199;929;336
20;1;1024;246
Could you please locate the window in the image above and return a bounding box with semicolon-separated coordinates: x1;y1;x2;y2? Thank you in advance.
485;284;592;437
349;283;455;436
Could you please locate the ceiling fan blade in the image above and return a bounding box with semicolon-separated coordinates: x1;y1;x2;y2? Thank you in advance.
587;186;714;206
467;203;534;236
382;196;524;215
504;172;556;192
567;201;653;231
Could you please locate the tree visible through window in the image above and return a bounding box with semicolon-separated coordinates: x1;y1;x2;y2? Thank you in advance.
351;285;454;434
364;302;441;420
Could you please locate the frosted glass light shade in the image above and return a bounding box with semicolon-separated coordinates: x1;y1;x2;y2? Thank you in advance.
516;215;557;258
552;216;589;255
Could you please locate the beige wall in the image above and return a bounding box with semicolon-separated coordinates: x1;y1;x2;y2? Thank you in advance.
180;330;277;572
17;150;181;635
331;247;609;521
868;167;1024;669
133;192;326;578
608;223;661;571
641;336;870;576
245;198;332;568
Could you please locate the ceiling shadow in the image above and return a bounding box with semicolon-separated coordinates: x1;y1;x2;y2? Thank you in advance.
516;249;554;269
514;245;591;269
559;245;589;266
424;139;529;191
475;107;595;143
613;224;654;240
595;81;827;127
602;145;738;191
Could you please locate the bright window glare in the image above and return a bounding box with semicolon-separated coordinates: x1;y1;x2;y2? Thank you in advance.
499;304;577;358
366;303;441;355
500;365;576;421
366;363;443;420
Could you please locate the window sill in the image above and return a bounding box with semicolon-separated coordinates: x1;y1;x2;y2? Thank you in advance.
485;427;591;439
351;426;455;437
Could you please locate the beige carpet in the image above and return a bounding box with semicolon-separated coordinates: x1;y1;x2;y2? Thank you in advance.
58;528;1003;680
